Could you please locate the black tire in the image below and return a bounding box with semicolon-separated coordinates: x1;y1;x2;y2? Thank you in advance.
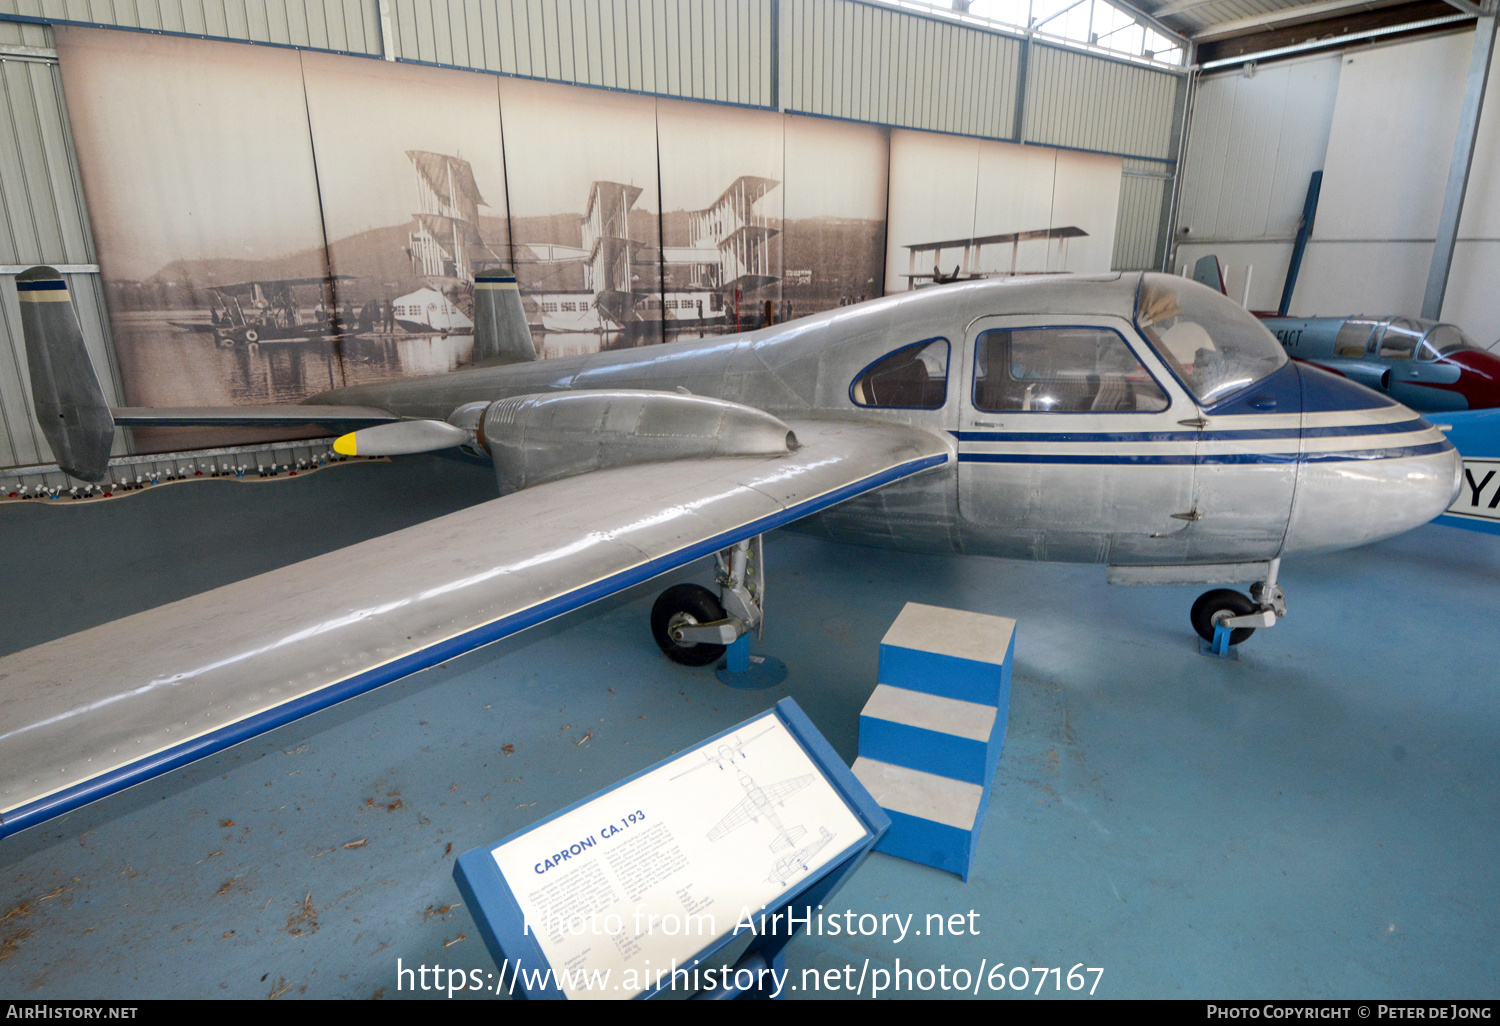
651;584;727;666
1190;588;1258;646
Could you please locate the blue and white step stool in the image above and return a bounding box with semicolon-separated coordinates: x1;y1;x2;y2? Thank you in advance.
851;602;1015;881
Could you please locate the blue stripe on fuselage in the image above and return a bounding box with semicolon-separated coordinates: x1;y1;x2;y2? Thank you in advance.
951;417;1429;444
956;439;1453;465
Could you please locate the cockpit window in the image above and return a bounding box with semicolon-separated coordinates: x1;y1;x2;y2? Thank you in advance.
1419;322;1480;360
849;338;949;409
973;326;1168;412
1375;318;1424;361
1135;273;1288;406
1335;318;1381;357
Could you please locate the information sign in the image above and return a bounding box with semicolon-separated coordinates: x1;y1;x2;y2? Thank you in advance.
454;698;887;1000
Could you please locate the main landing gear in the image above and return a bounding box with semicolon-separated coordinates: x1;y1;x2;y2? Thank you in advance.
1190;558;1287;647
651;535;769;669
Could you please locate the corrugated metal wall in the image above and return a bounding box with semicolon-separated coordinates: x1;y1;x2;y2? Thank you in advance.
385;0;773;105
1114;159;1169;270
0;16;49;45
0;48;120;469
781;0;1021;138
1023;44;1178;160
0;0;382;53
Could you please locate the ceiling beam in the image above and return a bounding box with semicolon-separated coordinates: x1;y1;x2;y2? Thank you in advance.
1193;0;1436;41
1439;0;1483;14
1196;0;1469;62
1152;0;1234;18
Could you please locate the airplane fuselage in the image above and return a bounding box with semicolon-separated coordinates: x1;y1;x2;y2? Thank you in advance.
1264;315;1500;414
319;275;1461;571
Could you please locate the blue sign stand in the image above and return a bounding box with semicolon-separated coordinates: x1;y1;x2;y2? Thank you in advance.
454;697;889;1000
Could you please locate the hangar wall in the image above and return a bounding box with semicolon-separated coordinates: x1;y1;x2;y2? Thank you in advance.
1176;29;1500;350
0;0;1186;470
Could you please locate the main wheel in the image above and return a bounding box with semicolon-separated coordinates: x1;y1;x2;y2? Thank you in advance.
1191;589;1258;646
650;584;727;666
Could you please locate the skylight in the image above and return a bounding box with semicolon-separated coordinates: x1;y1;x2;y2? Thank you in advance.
894;0;1186;67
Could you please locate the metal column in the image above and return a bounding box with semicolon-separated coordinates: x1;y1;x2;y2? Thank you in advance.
1422;2;1498;320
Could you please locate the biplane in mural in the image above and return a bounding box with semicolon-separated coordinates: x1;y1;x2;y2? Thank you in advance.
901;226;1089;289
170;275;360;347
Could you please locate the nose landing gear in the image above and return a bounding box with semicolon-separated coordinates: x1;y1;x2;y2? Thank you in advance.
1190;558;1286;647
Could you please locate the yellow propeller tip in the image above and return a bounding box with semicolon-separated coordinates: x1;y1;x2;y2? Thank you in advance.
332;434;358;456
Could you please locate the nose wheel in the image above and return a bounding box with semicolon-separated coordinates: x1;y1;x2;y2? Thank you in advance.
1191;559;1287;649
1190;589;1260;646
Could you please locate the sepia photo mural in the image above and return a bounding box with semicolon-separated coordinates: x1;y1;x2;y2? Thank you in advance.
884;128;1122;295
499;77;664;356
301;53;512;391
52;28;1123;454
55;27;333;451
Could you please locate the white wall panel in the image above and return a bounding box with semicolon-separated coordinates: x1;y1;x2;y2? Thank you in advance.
1315;34;1470;242
1295;241;1433;319
1177;54;1339;244
0;0;383;53
1439;241;1500;347
1174;240;1294;313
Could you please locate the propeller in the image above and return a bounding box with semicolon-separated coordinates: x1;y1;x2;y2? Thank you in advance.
332;419;470;456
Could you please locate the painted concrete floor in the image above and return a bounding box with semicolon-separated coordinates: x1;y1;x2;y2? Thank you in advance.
0;455;1496;1000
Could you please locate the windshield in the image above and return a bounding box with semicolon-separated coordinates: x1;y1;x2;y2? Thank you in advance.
1419;322;1481;359
1134;273;1288;406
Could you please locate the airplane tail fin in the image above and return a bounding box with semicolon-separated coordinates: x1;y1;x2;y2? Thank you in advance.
18;266;115;482
770;825;807;852
472;272;537;366
1191;255;1228;296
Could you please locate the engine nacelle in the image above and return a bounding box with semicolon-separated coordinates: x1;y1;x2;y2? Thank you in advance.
480;389;800;494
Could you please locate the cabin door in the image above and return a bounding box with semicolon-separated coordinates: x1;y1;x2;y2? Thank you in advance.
956;314;1199;563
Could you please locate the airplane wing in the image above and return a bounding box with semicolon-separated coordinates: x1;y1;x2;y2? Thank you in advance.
0;419;949;838
706;797;758;841
757;774;814;806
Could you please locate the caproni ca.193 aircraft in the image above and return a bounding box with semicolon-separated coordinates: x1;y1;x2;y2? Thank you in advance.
0;264;1460;839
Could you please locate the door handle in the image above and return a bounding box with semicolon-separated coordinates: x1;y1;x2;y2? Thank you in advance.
1171;510;1203;521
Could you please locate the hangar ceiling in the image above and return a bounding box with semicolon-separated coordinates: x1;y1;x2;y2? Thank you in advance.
1120;0;1482;62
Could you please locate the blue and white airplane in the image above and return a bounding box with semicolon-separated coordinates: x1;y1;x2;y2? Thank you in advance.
0;266;1459;839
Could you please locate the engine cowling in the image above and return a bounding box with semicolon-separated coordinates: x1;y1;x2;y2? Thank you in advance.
480;389;800;494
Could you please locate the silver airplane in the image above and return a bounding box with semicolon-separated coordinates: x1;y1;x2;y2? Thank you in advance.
0;265;1460;839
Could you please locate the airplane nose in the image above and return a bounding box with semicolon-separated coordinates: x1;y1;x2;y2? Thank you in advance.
1281;367;1461;556
1443;349;1500;409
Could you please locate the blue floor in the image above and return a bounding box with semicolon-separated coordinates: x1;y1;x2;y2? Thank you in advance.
1;456;1497;999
